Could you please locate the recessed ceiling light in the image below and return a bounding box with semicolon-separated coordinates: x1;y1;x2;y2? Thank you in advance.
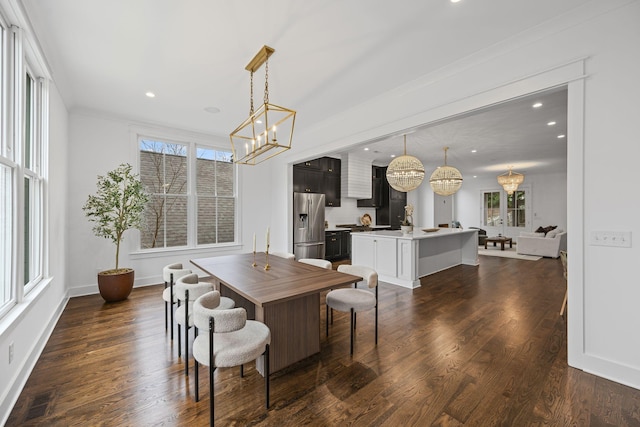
471;149;477;153
547;121;556;126
557;134;566;139
204;106;221;114
532;102;543;108
473;175;477;178
390;154;396;158
364;147;369;151
450;0;462;3
145;92;155;98
256;119;263;124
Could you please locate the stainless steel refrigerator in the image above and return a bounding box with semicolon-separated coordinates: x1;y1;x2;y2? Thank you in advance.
293;192;325;259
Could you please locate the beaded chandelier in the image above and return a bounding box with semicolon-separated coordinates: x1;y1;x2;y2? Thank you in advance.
429;147;463;196
497;167;525;194
386;135;425;192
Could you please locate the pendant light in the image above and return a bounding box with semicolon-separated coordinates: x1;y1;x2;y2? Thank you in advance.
230;45;296;165
386;135;425;192
429;146;463;196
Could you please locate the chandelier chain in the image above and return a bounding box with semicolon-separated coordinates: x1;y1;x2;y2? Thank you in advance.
264;59;270;104
249;70;254;115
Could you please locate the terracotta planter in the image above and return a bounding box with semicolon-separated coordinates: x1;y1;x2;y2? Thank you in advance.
97;269;134;302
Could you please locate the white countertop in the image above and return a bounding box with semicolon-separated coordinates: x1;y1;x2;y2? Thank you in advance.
325;225;392;232
353;227;477;240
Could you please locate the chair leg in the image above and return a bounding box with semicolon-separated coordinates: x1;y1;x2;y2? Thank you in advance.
170;273;175;340
375;287;379;345
240;364;244;378
350;308;355;355
185;291;190;376
195;359;199;401
325;303;329;337
164;281;168;331
177;300;182;358
265;343;270;408
209;317;215;427
560;289;568;316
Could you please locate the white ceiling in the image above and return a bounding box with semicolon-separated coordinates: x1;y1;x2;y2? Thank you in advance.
22;0;580;178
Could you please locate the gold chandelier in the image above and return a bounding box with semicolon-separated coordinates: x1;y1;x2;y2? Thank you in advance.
386;135;425;192
230;46;296;165
497;167;524;194
429;146;463;196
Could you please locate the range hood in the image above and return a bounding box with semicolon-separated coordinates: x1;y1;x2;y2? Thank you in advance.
341;154;372;199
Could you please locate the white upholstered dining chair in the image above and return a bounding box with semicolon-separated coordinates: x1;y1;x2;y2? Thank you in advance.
326;265;378;355
162;263;192;340
175;273;234;375
298;258;332;269
271;251;296;260
193;291;271;426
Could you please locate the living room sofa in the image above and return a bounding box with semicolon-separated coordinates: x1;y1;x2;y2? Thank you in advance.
517;229;567;258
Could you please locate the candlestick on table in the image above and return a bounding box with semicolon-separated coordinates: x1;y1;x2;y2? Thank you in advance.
265;227;270;270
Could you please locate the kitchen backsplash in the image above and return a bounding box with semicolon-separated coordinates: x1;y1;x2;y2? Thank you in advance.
325;197;376;228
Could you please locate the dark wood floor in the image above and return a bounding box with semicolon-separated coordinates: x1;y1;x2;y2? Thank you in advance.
8;256;640;426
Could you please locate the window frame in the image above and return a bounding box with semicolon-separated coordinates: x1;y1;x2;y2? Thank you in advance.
136;131;239;253
0;21;49;319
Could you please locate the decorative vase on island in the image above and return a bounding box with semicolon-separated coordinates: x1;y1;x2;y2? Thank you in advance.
401;225;413;234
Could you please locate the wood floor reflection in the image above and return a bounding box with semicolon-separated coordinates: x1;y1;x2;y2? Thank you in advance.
8;256;640;426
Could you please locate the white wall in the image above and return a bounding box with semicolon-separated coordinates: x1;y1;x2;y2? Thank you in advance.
66;112;274;296
0;84;70;423
454;172;568;233
270;1;640;389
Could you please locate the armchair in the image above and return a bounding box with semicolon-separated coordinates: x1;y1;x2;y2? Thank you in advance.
468;227;487;246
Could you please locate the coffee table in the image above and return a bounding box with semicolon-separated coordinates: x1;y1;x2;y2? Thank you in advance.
485;236;513;250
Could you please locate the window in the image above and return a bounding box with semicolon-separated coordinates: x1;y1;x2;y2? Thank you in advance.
23;70;44;289
0;23;49;318
196;147;235;245
483;191;501;226
0;164;11;309
139;138;236;250
506;190;526;227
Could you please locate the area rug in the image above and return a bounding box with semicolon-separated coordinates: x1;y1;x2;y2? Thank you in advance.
478;247;542;261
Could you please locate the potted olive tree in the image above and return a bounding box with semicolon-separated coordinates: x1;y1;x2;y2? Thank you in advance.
83;163;149;302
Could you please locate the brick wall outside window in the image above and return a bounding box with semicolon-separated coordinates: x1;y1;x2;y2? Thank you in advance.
139;147;235;249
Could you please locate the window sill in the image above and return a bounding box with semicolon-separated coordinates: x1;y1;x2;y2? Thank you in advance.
129;243;244;260
0;276;53;337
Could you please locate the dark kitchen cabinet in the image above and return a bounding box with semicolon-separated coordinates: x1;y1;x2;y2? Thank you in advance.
324;173;341;207
323;157;341;207
299;158;323;170
325;231;342;260
293;166;323;193
357;166;383;207
325;230;350;260
293;157;341;207
341;231;351;258
376;166;407;229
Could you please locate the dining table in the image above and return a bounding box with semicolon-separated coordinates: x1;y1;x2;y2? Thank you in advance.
190;252;362;374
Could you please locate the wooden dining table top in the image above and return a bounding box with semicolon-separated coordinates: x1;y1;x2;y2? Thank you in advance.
191;252;362;307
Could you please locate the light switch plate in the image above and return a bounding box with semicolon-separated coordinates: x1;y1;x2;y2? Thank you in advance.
590;231;632;247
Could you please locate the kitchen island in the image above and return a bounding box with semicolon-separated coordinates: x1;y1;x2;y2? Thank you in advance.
351;228;479;288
